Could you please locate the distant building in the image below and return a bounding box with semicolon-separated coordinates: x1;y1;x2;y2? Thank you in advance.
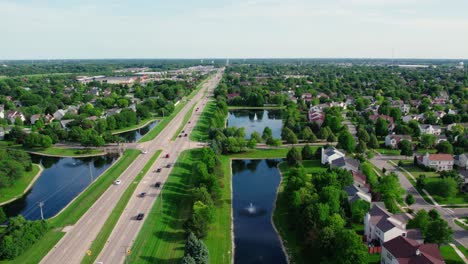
385;134;412;149
6;111;25;124
53;109;68;121
0;127;5;140
381;236;443;264
417;153;454;171
308;108;325;127
321;146;345;165
454;153;468;170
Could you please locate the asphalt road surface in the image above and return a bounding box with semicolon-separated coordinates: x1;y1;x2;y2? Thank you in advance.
370;154;468;248
40;68;224;264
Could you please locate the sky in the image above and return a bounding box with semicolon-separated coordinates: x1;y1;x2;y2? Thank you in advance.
1;0;467;59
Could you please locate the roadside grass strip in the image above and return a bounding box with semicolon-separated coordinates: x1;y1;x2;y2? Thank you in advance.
82;150;162;264
190;100;216;142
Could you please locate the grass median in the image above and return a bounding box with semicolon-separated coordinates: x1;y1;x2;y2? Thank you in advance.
190;100;216;142
82;150;162;264
0;149;141;264
0;164;40;205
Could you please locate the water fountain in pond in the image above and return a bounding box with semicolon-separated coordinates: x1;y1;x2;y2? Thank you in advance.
240;202;266;217
253;113;258;121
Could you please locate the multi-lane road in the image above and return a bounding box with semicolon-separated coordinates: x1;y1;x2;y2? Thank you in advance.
41;68;224;264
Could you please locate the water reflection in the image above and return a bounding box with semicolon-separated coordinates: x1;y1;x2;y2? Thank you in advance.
116;120;159;143
227;110;283;139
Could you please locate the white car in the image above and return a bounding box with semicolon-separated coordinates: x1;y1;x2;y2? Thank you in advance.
114;180;122;185
141;149;148;154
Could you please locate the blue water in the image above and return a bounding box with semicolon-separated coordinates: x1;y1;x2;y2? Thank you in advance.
3;154;117;220
232;159;288;264
227;110;283;139
117;120;159;143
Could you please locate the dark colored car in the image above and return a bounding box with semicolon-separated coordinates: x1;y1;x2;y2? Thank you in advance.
136;213;145;220
184;133;188;137
155;182;161;188
156;168;161;172
166;164;171;168
139;192;146;197
165;154;170;158
178;134;182;138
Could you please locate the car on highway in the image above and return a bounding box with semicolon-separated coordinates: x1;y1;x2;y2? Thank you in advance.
114;180;122;185
165;153;170;158
141;149;148;154
182;130;185;133
178;134;182;138
154;182;161;188
166;163;171;168
184;133;188;137
188;121;191;124
139;192;146;197
136;213;145;220
156;168;161;172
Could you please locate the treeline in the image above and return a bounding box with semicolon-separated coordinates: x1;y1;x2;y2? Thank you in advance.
181;148;225;263
283;160;368;263
0;216;48;260
0;149;32;188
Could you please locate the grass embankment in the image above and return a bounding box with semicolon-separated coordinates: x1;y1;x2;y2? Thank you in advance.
0;149;141;264
139;77;208;143
228;148;291;159
0;164;40;205
129;148;233;264
227;106;285;110
111;117;159;134
82;150;162;264
1;143;105;157
273;159;327;264
398;160;468;205
440;245;466;264
171;103;196;141
455;219;468;230
190;100;216;142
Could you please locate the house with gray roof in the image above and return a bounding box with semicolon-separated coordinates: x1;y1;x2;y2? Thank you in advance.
364;204;409;244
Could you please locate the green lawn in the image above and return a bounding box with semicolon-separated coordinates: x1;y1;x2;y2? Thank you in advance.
204;155;232;264
228;147;302;159
4;145;105;157
227;106;285;110
455;219;468;230
171;103;196;141
368;254;381;264
139;76;209;143
190;100;216;142
111;117;159;134
82;150;162;264
440;245;466;264
272;160;327;264
399;162;468;205
0;164;40;205
128;150;198;263
457;246;468;258
376;148;401;155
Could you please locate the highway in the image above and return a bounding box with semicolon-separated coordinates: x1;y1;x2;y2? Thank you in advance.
40;68;224;264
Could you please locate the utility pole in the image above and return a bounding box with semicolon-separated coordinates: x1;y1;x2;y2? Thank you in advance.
39;202;44;220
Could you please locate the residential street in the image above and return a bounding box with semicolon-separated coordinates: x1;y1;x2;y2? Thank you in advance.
40;68;224;264
370;154;468;248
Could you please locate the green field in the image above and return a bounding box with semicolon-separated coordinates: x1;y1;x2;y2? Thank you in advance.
0;164;40;205
190;100;216;142
0;149;141;264
368;254;381;264
82;150;162;264
273;160;328;264
440;245;466;264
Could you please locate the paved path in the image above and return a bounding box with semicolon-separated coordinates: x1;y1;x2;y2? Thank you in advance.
40;69;224;264
370;153;468;248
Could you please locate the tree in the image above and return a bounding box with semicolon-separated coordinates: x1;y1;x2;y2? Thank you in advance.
301;145;315;160
407;210;430;230
398;139;413;157
436;141;454;154
431;178;458;198
287;147;302;166
424;218;453;246
262;127;273;141
181;255;196;264
405;194;415;205
355;140;367;153
368;134;379;149
416;174;427;189
350;200;370;223
302;126;317;143
357;128;370;143
338;132;356;152
282;127;298;144
375;118;389;138
420;134;437;148
250;131;263;143
0;207;6;223
183;232;209;264
389;107;402;121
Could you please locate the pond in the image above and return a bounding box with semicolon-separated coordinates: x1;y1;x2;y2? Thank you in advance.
227;110;283;139
116;120;160;143
3;154;118;220
232;159;288;264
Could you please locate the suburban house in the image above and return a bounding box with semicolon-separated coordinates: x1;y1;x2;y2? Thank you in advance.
370;114;395;131
400;104;410;114
53;109;68;121
454;153;468;170
384;134;412;149
301;93;313;102
419;124;442;135
30;114;42;125
104;108;121;118
60;119;74;130
330;157;360;172
6;111;26;124
436;134;448;144
364;205;409;244
321;146;345;165
381;236;443;264
345;184;371;203
352;171;370;191
417;153;454;171
308;108;325;127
